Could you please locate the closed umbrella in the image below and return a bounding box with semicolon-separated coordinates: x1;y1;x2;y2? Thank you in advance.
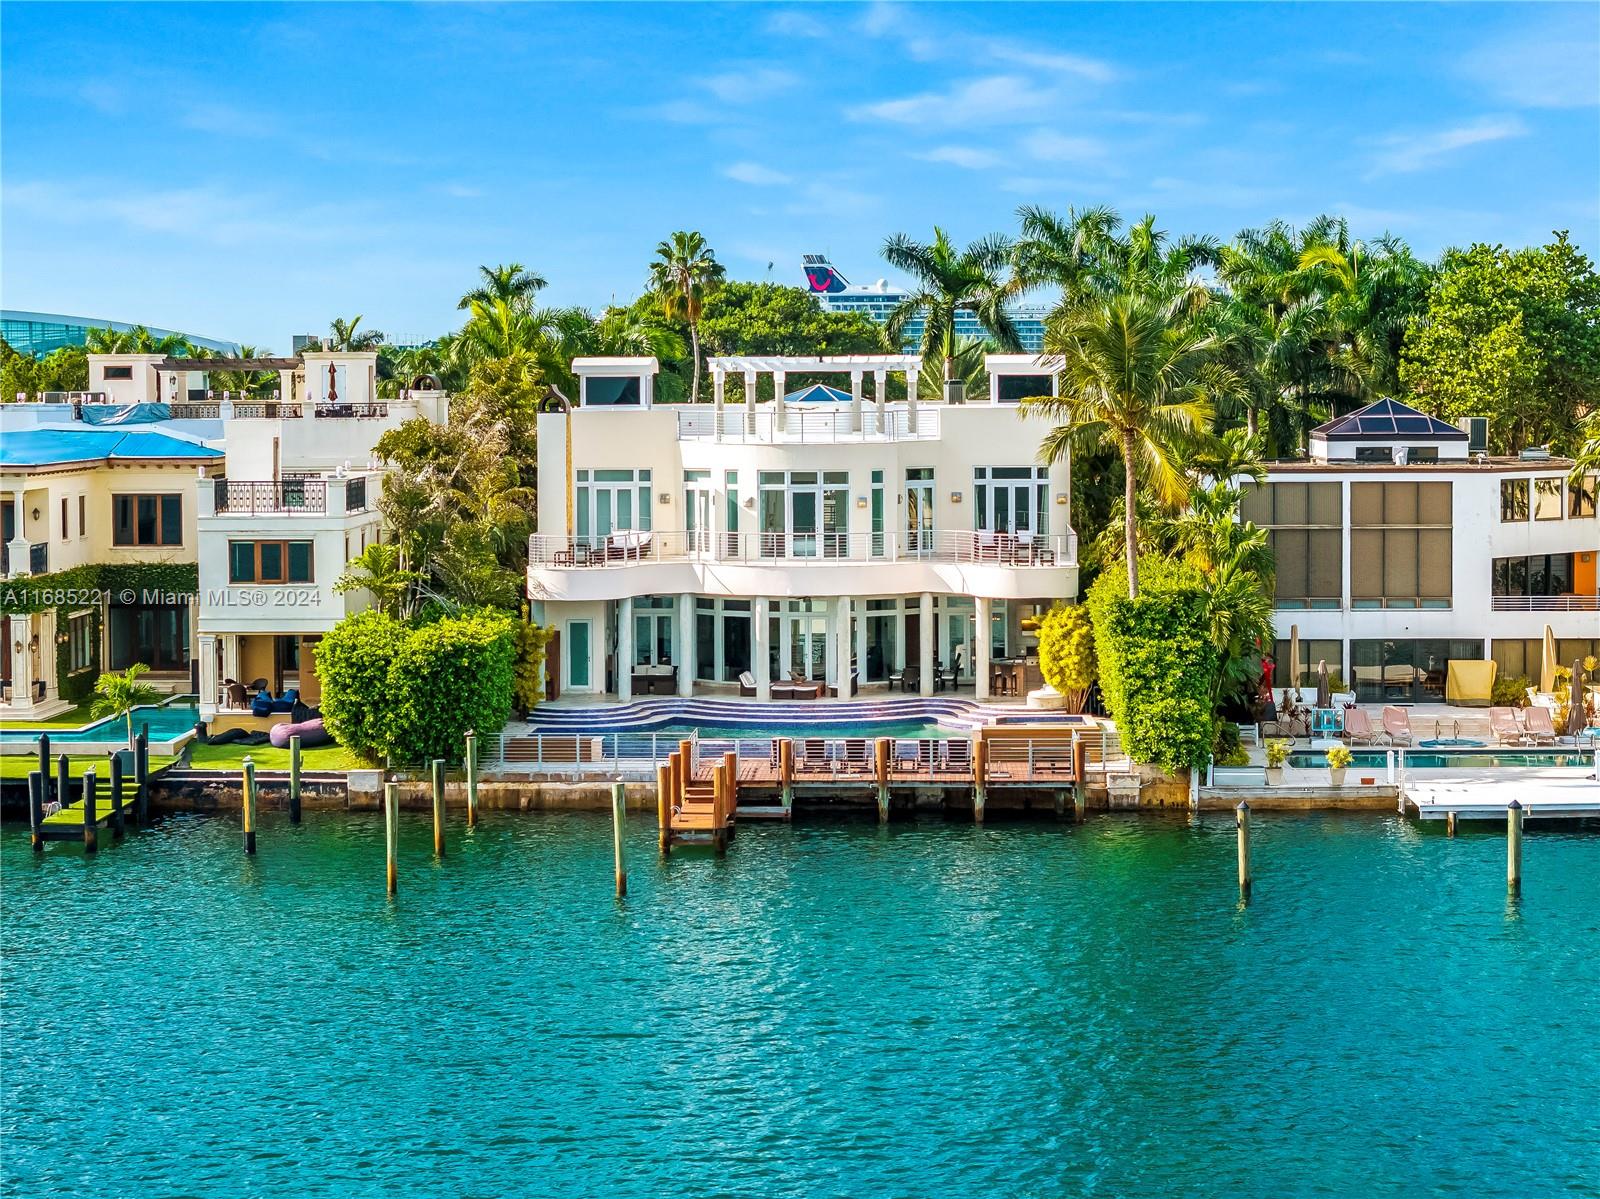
1316;659;1331;710
1540;625;1558;695
1567;660;1588;738
1288;624;1301;694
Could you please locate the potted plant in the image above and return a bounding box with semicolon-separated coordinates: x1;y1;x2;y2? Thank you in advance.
1326;743;1352;787
1264;738;1291;785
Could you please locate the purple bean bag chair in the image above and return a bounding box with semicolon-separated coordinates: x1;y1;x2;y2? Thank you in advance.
269;716;332;749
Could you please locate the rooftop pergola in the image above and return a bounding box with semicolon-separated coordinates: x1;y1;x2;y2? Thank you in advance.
706;354;925;434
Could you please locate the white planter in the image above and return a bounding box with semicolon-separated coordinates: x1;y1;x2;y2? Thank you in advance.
1329;767;1347;787
1264;766;1284;786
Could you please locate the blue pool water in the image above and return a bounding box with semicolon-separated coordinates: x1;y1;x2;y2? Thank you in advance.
660;719;952;740
1292;748;1595;770
0;701;199;743
3;812;1596;1196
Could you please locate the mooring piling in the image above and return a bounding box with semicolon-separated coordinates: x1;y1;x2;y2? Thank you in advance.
874;737;891;823
972;737;988;825
242;756;257;855
465;730;479;828
779;737;795;813
1073;782;1086;824
134;731;149;825
656;762;672;857
1236;800;1253;902
28;770;44;853
1507;798;1523;897
288;735;302;824
611;781;627;897
38;734;50;804
109;753;126;840
384;781;399;896
82;768;98;853
1446;810;1458;837
56;754;70;820
431;758;446;858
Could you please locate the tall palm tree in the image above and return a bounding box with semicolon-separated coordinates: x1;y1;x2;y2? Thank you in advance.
882;227;1020;396
206;344;273;397
323;316;385;352
458;263;547;312
1011;204;1123;305
649;231;725;404
1025;292;1229;596
84;325;196;356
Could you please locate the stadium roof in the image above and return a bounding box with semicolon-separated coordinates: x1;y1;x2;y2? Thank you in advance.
1;309;238;356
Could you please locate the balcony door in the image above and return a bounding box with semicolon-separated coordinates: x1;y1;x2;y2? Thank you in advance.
759;471;848;559
685;471;713;555
906;469;934;556
975;467;1047;536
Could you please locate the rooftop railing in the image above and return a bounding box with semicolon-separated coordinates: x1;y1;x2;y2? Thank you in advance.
1490;594;1600;611
214;478;327;515
529;528;1076;569
675;405;940;443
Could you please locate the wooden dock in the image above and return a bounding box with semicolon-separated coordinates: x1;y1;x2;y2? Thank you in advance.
27;735;153;852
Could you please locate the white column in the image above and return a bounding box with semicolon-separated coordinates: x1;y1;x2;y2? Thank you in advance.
199;633;219;719
850;369;864;434
752;596;771;701
221;634;241;686
834;596;853;698
773;369;786;436
743;370;759;437
974;597;991;702
616;597;634;702
712;368;724;443
873;369;887;435
919;591;935;697
8;487;28;577
677;593;695;697
906;369;920;433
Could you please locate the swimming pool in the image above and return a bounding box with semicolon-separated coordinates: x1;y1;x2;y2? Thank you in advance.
1290;748;1595;770
658;720;954;740
1;700;199;745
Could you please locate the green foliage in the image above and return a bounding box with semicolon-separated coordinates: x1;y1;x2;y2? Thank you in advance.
90;664;164;750
1036;604;1096;711
650;230;726;405
1325;744;1353;770
1401;233;1600;454
1491;674;1532;708
513;616;554;713
698;282;888;399
1086;559;1218;771
317;609;518;766
2;339;90;400
334;542;423;617
882;226;1020;373
1264;738;1292;768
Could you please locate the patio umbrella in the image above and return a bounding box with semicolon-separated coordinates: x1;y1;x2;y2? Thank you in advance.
1540;624;1558;695
1567;659;1588;738
1287;624;1301;693
1316;659;1331;709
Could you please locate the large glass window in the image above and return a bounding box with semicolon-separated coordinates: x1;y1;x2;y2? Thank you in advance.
1534;477;1564;521
1350;638;1483;704
575;469;651;543
631;596;674;666
1240;482;1342;608
1272;638;1343;688
1350;481;1451;609
996;374;1052;403
1492;638;1600;681
108;601;188;672
973;467;1048;536
67;611;94;673
584;376;640;406
1570;474;1598;519
230;540;314;584
113;494;183;547
757;470;849;557
1493;554;1576;597
1500;478;1529;522
906;468;934;555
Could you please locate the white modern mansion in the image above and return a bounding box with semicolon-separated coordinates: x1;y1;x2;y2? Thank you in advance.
1245;399;1598;702
527;355;1078;702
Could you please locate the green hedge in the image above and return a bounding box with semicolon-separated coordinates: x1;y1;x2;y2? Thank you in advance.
1086;559;1218;772
317;607;518;765
1036;604;1096;711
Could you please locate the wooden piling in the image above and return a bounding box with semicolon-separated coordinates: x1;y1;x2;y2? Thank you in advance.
384;781;399;896
57;754;70;820
722;751;738;822
242;756;257;855
668;750;682;814
780;738;795;813
1446;810;1458;837
38;734;50;804
431;758;446;858
134;730;149;825
288;735;302;824
1073;785;1086;823
465;730;479;828
28;770;44;853
82;768;98;853
874;737;891;823
1236;800;1252;902
656;763;672;857
108;753;126;840
1507;798;1523;897
611;781;627;897
972;737;988;825
712;761;729;856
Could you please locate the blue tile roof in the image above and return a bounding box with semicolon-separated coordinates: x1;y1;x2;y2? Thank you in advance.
0;428;223;468
784;383;854;403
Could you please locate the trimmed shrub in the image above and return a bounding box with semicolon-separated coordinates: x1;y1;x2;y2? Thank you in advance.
1491;674;1531;708
1036;604;1096;712
1087;558;1218;772
383;610;518;766
315;609;405;757
512;613;554;715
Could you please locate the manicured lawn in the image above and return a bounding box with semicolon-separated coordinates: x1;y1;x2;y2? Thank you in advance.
1;754;177;781
185;741;371;773
2;702;98;729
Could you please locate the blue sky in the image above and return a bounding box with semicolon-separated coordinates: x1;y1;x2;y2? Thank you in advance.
3;1;1596;350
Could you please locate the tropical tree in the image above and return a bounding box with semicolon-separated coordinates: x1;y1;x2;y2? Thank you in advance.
206;344;274;398
1025;292;1230;596
334;542;424;617
649;231;725;404
83;325;196;356
322;316;385;352
458;262;547;311
918;336;991;401
882;227;1019;394
90;664;163;751
1011;204;1123;306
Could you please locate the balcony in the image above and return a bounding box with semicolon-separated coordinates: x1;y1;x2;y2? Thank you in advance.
1490;594;1600;611
214;479;327;514
675;405;940;443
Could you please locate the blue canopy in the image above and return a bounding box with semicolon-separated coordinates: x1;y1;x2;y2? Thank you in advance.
783;383;853;404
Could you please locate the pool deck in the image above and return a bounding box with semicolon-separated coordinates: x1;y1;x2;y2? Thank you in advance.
1405;766;1600;822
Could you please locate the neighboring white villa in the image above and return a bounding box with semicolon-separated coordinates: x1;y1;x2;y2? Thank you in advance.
527;354;1079;703
1244;399;1599;702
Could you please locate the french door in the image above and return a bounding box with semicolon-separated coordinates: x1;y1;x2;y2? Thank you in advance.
906;469;934;556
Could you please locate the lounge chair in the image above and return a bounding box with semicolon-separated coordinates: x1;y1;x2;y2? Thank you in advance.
1489;707;1528;746
738;671;758;698
1380;706;1412;747
789;673;824;701
1342;707;1378;746
944;739;973;774
771;683;798;701
1522;705;1558;746
893;739;919;773
916;738;936;774
840;739;871;775
801;738;830;772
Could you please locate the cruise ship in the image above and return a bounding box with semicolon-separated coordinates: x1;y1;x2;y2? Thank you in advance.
802;255;1050;353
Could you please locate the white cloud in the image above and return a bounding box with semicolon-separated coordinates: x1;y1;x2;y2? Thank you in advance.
763;9;829;38
916;145;1002;170
1021;129;1107;165
723;161;793;186
1366;115;1527;177
181;101;281;138
441;183;483;199
700;66;798;103
982;39;1117;83
646;98;726;124
1459;16;1600;108
851;75;1058;127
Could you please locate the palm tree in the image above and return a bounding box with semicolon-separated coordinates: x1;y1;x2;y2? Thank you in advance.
334;542;424;617
1011;204;1123;305
84;325;197;356
1025;292;1230;596
206;344;274;398
91;664;163;751
918;336;991;401
458;263;547;312
649;231;725;404
882;227;1020;396
322;316;385;352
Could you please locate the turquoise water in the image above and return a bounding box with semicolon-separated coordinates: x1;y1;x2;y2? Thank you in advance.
1291;748;1594;769
4;812;1598;1196
0;701;198;743
659;719;951;740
